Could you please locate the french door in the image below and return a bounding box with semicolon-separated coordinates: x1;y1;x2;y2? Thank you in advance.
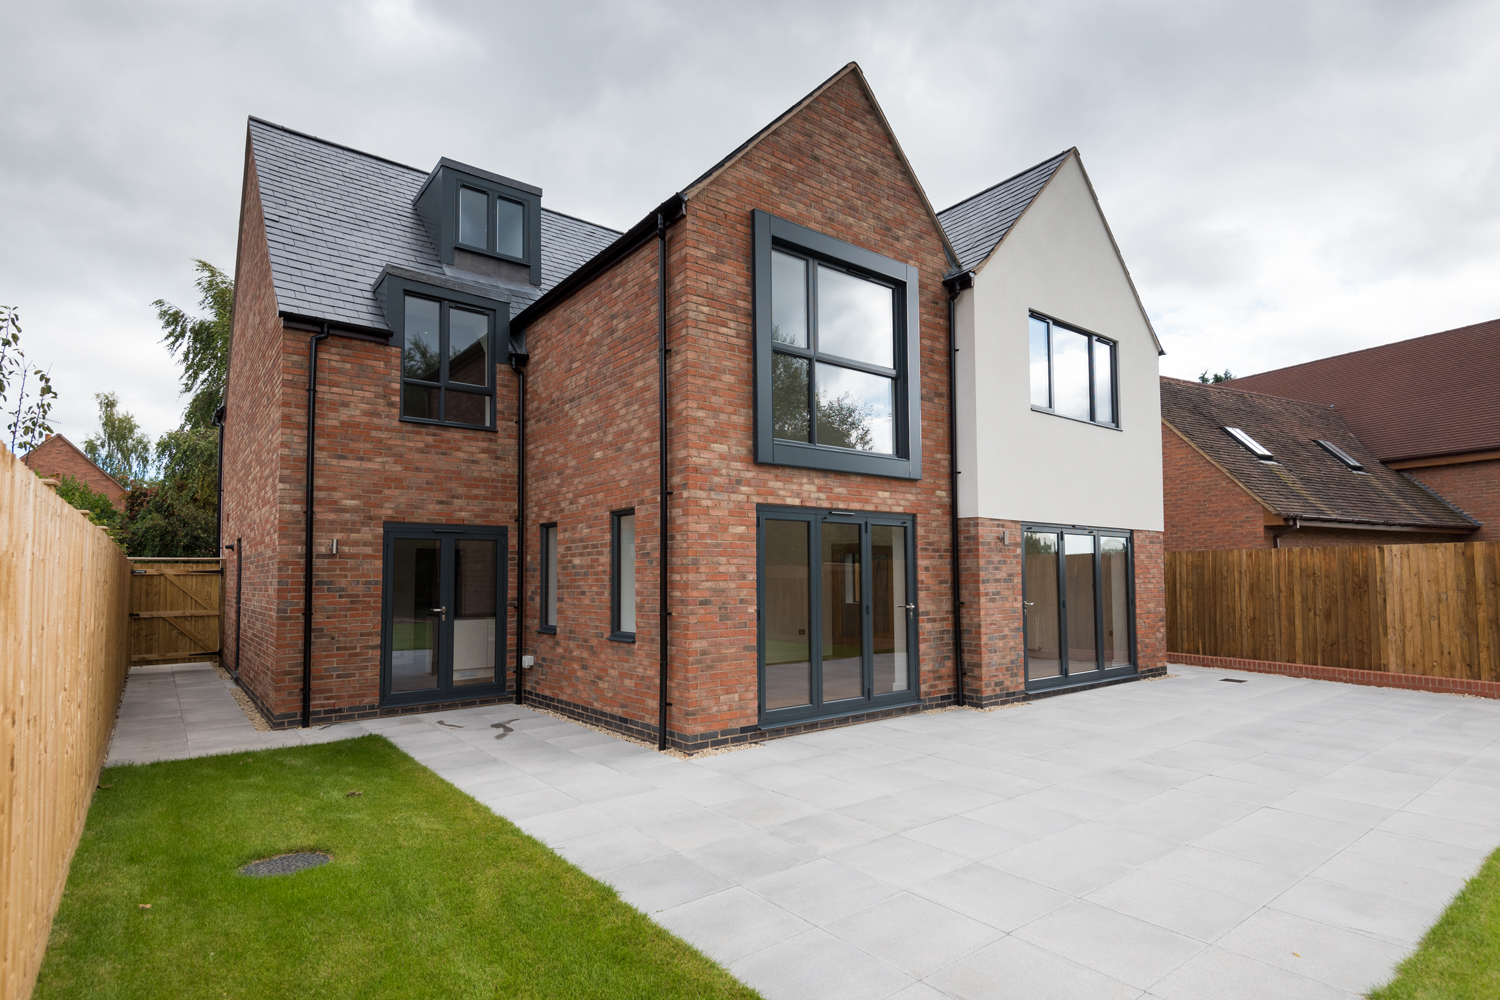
1022;525;1134;691
381;523;508;705
758;506;918;725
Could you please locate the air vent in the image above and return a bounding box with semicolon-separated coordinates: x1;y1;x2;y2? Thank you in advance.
1224;427;1274;461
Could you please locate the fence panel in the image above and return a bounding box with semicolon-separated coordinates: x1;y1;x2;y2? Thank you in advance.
128;559;222;666
1167;541;1500;681
0;448;131;1000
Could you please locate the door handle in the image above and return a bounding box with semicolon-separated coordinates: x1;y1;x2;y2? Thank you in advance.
1023;601;1035;608
431;606;447;621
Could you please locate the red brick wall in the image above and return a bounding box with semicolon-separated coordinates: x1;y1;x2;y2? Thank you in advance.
1134;529;1166;672
1274;526;1472;548
1404;459;1500;542
21;435;126;506
521;73;957;746
1163;422;1268;550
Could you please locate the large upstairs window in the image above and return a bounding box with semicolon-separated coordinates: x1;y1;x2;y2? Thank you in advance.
1030;314;1118;427
401;293;495;429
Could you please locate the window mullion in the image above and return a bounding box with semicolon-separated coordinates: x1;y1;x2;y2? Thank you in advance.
1046;320;1055;411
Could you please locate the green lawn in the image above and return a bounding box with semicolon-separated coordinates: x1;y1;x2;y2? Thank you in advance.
36;735;759;1000
1369;847;1500;1000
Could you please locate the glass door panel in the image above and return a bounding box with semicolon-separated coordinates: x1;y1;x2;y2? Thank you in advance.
1101;537;1131;667
871;524;910;695
391;538;441;692
821;522;865;702
1064;534;1099;674
452;539;497;686
1024;532;1062;680
764;520;812;710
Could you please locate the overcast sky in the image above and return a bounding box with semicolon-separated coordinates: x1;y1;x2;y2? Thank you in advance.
4;0;1498;446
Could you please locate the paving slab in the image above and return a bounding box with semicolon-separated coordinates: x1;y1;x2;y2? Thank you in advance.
103;662;1500;998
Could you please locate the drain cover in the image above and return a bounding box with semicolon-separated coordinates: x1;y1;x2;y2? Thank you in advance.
1220;678;1248;684
239;852;331;877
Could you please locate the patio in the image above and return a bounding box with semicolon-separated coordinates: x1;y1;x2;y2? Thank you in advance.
107;664;1500;999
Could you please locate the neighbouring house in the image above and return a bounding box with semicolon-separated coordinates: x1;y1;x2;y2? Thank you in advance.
1227;318;1500;542
21;433;127;507
1160;376;1478;550
220;63;1166;743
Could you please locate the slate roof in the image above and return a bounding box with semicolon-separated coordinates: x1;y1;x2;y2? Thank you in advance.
1161;377;1479;530
247;118;621;332
937;150;1071;272
1226;318;1500;463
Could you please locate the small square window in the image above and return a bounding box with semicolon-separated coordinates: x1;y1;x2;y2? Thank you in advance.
1224;426;1274;461
610;510;636;641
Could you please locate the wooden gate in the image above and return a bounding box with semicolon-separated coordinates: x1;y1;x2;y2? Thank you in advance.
128;557;222;666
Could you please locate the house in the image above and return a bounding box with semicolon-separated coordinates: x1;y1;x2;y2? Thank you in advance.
220;64;1166;745
1226;318;1500;542
21;434;127;507
1160;376;1478;549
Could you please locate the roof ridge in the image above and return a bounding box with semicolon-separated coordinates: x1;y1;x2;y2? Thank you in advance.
248;116;428;176
935;149;1072;218
1165;374;1340;409
1239;316;1500;381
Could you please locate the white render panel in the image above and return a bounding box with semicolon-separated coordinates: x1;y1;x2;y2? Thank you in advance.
956;154;1164;530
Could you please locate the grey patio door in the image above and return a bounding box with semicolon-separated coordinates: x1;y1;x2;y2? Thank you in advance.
1023;525;1135;691
759;507;918;725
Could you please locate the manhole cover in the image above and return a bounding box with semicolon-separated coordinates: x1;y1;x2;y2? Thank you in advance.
239;852;331;877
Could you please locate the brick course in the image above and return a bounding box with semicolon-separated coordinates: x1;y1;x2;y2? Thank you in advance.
1404;459;1500;543
1170;652;1500;700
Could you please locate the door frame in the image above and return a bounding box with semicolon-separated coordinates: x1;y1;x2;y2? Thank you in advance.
1021;523;1136;694
380;521;509;707
756;504;920;728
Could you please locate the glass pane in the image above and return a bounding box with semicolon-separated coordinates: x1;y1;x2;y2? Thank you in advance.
403;296;442;380
1064;534;1098;674
401;383;439;420
1053;328;1091;421
816;265;893;368
448;308;489;386
496;198;524;258
871;525;909;694
1024;532;1061;680
459;187;487;247
821;522;864;702
1029;316;1051;408
543;525;558;628
772;353;811;442
391;538;441;692
1101;537;1131;667
446;390;490;427
452;539;497;686
763;520;812;710
771;252;808;348
1093;339;1115;425
815;363;893;454
616;513;636;634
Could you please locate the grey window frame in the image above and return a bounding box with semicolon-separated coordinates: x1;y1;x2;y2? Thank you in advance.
1314;439;1366;472
609;509;636;643
539;522;558;633
1020;523;1136;694
411;158;543;284
1224;426;1276;462
455;184;529;264
753;210;922;480
1029;313;1120;429
397;292;499;430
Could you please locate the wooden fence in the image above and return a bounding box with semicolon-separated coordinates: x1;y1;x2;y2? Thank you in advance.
1167;542;1500;680
129;558;221;667
1;447;131;1000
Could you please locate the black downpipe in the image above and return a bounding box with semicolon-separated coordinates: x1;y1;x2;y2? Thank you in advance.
946;275;972;707
511;358;527;705
656;212;671;751
233;537;242;681
212;404;226;554
301;327;329;728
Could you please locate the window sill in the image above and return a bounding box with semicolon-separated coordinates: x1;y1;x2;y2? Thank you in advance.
762;438;920;480
398;415;498;433
1029;406;1122;431
607;632;636;643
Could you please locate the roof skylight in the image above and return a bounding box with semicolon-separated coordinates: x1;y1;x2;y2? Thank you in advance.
1224;426;1274;461
1315;439;1365;471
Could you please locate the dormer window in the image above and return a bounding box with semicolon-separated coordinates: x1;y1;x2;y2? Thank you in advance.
458;186;527;261
1315;439;1365;472
413;158;543;285
1224;426;1274;461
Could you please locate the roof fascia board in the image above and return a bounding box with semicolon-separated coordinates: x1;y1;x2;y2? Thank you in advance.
1387;447;1500;469
225;123;259;429
966;148;1074;278
1162;417;1281;516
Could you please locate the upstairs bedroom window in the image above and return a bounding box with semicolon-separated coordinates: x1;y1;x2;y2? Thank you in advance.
1030;314;1117;427
401;293;496;429
753;210;922;480
458;186;526;261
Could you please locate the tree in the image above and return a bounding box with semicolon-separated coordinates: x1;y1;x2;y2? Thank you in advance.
118;426;218;557
51;473;120;528
153;260;233;430
1;306;57;454
771;354;877;451
1198;369;1234;384
83;392;154;483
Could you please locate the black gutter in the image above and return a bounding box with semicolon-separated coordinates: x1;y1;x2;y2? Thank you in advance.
512;194;686;335
944;271;973;707
301;327;330;728
656;209;672;751
511;350;529;705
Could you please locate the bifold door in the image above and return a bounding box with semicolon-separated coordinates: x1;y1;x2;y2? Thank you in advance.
1023;526;1134;691
759;507;918;726
382;523;507;705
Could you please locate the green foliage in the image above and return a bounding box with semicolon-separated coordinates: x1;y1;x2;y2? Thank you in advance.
770;353;876;450
83;392;154;483
117;426;218;557
51;473;120;527
1198;369;1234;384
35;736;761;1000
1;305;58;454
153;261;233;430
1369;846;1500;999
